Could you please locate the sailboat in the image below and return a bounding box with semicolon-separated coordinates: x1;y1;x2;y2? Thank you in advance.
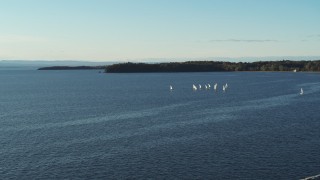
225;83;228;89
170;85;173;91
214;83;218;91
199;84;202;90
205;85;208;90
300;88;303;95
208;84;211;89
222;85;226;92
193;84;197;91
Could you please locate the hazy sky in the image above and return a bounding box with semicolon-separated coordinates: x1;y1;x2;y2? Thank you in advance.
0;0;319;61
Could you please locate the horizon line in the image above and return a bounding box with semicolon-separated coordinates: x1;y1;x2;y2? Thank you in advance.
1;56;320;62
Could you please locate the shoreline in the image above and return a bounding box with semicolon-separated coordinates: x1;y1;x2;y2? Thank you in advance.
105;60;320;73
37;60;320;73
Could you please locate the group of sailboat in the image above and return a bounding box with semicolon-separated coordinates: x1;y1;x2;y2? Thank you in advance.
171;83;304;97
192;83;228;92
172;84;304;96
171;83;228;92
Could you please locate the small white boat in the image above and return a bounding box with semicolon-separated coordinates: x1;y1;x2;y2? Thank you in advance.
300;88;303;95
199;84;202;89
170;85;173;91
208;84;211;89
225;83;228;89
222;85;226;92
205;85;208;89
193;84;197;91
214;83;217;91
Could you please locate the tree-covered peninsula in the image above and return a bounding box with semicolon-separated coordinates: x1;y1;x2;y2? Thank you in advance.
105;60;320;73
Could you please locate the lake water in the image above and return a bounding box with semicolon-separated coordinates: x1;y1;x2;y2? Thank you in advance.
0;70;319;179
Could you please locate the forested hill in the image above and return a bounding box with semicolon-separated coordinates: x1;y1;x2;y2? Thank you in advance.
105;60;320;73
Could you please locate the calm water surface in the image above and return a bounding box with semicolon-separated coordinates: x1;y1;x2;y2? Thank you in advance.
0;70;319;179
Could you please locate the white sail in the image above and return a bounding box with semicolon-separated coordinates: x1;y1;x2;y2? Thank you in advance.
170;85;173;91
205;85;208;89
214;83;217;91
222;85;226;91
193;84;197;90
199;84;201;89
208;84;211;89
225;83;228;89
300;88;303;95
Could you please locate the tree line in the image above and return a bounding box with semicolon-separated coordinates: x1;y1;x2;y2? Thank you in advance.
105;60;320;73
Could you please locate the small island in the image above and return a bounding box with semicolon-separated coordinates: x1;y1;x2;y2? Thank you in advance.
105;60;320;73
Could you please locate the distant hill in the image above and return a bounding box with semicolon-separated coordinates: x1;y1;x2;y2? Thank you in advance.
105;60;320;73
0;60;117;70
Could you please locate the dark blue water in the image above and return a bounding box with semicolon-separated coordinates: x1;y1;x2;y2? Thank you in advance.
0;70;319;179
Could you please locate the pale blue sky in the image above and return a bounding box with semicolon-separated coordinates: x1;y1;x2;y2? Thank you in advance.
0;0;319;61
